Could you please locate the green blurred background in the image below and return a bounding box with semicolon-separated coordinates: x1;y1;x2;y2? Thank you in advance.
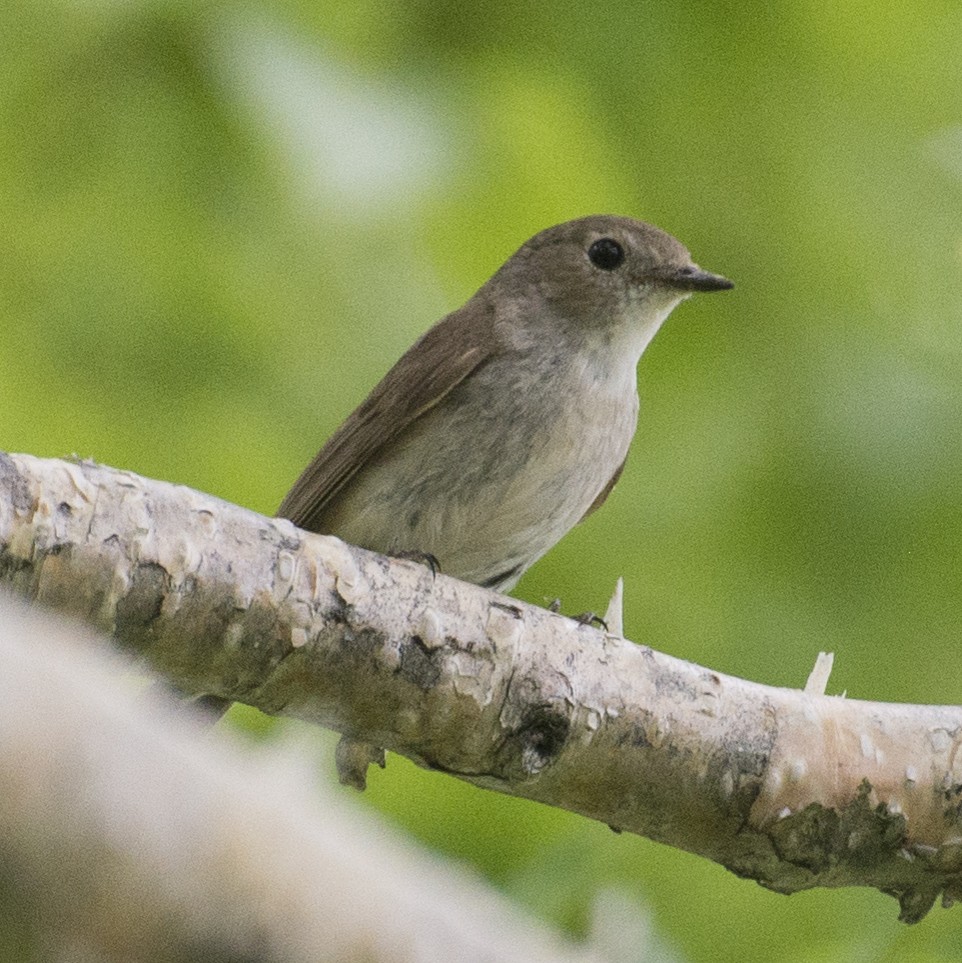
3;0;962;958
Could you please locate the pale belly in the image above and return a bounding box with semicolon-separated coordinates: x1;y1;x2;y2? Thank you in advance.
323;350;640;591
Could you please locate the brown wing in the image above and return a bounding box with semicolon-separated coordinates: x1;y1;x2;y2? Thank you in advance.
579;457;626;523
277;296;497;532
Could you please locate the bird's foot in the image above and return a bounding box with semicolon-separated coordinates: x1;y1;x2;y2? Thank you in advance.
546;598;607;631
393;550;441;576
573;611;608;631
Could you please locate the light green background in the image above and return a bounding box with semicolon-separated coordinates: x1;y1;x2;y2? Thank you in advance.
3;0;962;958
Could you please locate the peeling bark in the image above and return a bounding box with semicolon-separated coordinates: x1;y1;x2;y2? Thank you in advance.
2;451;962;922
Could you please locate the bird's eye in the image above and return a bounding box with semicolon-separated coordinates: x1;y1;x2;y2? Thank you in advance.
587;237;625;271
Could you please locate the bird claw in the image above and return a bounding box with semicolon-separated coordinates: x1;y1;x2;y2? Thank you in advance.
394;550;441;576
573;611;608;631
545;598;607;631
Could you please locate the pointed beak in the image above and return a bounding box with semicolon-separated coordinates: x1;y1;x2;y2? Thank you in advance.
665;264;734;292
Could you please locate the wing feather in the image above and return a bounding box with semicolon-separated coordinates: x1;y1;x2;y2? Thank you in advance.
277;297;496;533
579;457;626;523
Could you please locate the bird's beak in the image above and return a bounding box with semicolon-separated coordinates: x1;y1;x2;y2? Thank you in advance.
665;265;734;292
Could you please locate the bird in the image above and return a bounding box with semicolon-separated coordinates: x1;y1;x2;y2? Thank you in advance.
278;215;732;593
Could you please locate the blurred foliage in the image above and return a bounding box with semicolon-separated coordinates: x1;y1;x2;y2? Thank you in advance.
3;0;962;958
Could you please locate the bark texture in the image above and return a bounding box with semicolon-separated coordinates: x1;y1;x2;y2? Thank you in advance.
2;451;962;922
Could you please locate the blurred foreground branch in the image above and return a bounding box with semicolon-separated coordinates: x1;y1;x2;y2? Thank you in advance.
0;593;609;963
2;451;962;923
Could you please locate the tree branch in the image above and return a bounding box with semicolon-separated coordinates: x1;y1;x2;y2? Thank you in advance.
0;592;605;963
2;451;961;922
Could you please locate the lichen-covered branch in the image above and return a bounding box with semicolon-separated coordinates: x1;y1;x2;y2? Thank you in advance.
2;451;962;922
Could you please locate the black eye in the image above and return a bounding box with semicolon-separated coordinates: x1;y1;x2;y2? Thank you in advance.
587;237;625;271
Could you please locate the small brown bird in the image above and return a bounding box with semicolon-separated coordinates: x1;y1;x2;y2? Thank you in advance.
278;215;732;591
